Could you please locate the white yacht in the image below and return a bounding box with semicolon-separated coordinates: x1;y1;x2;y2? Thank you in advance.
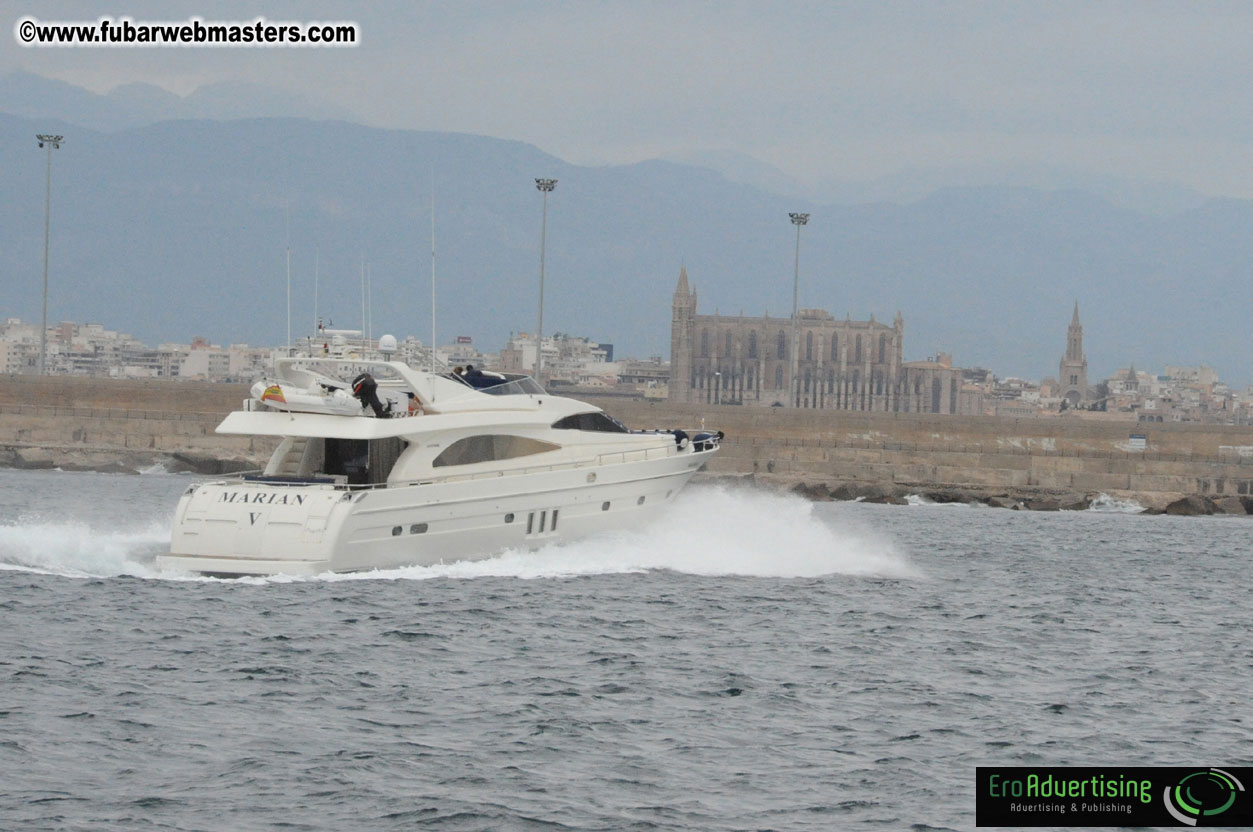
157;353;721;576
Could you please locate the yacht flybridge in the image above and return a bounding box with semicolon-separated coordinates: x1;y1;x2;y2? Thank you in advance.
158;355;721;576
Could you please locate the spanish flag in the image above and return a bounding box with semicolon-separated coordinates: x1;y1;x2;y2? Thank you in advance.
260;384;286;404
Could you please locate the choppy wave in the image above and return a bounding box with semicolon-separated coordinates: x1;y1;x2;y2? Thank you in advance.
2;470;1248;832
0;485;915;583
1087;493;1146;513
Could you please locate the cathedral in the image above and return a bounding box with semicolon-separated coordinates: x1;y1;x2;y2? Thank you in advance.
668;268;965;413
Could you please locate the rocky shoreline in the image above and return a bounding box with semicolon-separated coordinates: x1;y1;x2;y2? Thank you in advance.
6;443;1250;518
700;473;1253;517
0;444;260;476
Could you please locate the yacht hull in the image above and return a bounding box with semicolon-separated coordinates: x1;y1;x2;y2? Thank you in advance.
157;449;711;576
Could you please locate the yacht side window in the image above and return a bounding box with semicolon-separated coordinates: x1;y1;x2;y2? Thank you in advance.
432;435;561;467
551;412;629;433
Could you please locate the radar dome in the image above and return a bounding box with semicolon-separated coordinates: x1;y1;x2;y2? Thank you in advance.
378;334;398;355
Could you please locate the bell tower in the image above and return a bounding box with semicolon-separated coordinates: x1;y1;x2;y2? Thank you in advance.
669;267;696;402
1058;302;1089;407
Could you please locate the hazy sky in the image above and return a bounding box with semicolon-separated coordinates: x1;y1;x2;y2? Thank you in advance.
8;0;1253;197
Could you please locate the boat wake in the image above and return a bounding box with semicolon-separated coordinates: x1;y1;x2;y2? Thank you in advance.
0;485;915;583
0;518;169;579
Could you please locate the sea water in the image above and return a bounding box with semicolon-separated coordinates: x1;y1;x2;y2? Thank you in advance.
0;468;1249;830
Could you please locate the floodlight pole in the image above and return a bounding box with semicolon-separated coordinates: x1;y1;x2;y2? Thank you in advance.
789;212;809;407
36;134;63;376
534;178;557;381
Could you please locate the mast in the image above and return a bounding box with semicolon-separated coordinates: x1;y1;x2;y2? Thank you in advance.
285;205;292;355
430;174;437;373
313;247;319;336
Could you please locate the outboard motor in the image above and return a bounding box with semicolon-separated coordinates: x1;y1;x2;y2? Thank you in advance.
351;373;390;418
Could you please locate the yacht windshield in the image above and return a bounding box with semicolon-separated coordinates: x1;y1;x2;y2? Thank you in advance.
479;376;546;396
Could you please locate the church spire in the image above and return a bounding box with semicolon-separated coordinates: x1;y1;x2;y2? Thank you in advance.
674;266;690;298
1066;301;1084;362
1059;302;1090;407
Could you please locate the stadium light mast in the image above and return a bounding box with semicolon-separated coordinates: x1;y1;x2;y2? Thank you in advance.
534;178;557;381
789;212;809;407
36;134;63;376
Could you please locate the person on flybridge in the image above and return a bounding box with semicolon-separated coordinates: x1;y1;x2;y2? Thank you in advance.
463;364;509;389
351;372;391;418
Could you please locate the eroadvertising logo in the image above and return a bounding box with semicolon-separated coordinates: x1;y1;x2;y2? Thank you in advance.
1163;769;1246;826
976;767;1252;827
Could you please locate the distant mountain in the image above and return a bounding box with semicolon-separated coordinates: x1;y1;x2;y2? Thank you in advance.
664;149;808;200
0;111;1249;385
675;148;1210;217
0;71;357;131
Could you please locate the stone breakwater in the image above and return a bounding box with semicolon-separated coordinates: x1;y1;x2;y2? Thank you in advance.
779;478;1253;516
0;376;272;475
2;377;1252;515
579;396;1253;516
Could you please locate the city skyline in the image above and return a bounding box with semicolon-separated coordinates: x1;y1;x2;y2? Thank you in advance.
4;308;1247;397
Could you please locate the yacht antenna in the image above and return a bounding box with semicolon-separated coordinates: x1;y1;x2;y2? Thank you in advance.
313;246;319;337
366;261;373;345
285;204;292;355
430;171;437;373
359;253;366;352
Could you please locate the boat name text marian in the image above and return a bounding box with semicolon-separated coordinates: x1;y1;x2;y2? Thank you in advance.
218;492;307;505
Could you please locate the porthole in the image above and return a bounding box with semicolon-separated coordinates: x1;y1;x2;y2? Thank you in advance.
391;526;402;536
601;501;610;511
504;513;515;523
410;523;428;535
551;509;559;530
637;496;646;505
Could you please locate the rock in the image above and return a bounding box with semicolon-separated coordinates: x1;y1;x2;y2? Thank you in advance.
1024;498;1061;512
167;452;256;475
829;483;862;501
982;495;1020;510
1138;493;1184;513
1213;497;1248;515
58;461;138;475
790;482;833;501
11;449;55;470
862;494;908;505
824;482;913;502
1164;495;1218;516
1059;493;1092;511
1242;496;1253;514
924;490;974;505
